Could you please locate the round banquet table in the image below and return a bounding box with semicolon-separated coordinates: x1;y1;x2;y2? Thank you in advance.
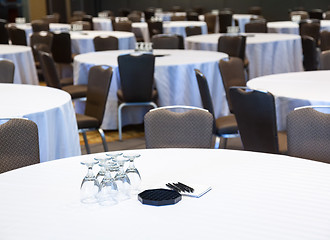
93;17;113;31
74;49;229;130
247;70;330;131
185;33;304;79
70;30;136;54
267;20;330;35
1;148;330;240
0;84;81;162
233;14;257;32
0;44;38;84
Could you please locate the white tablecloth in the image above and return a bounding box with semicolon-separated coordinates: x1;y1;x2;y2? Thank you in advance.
233;14;257;32
70;31;136;54
247;70;330;131
185;33;304;79
0;84;81;162
0;44;38;84
93;17;113;31
1;148;330;240
267;20;330;34
74;49;228;130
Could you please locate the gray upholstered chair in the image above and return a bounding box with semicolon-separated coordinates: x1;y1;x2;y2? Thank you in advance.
229;87;280;154
113;21;132;32
299;19;321;46
320;50;330;70
320;31;330;51
204;13;217;33
301;35;318;71
93;36;119;51
219;10;233;33
7;26;27;46
0;18;8;44
287;106;330;163
195;69;239;149
147;21;163;38
151;34;180;49
0;118;39;173
0;59;15;83
76;65;113;154
170;15;186;21
38;51;87;99
245;20;267;33
31;20;49;32
144;106;213;148
290;11;309;20
185;26;202;37
117;53;158;140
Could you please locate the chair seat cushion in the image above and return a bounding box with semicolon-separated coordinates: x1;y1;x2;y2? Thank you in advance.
62;84;87;99
76;113;99;129
117;88;158;103
60;77;73;86
215;114;238;135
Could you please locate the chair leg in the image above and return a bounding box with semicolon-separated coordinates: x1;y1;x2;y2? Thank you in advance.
118;104;124;141
223;138;228;149
81;130;91;154
214;136;220;149
98;128;108;152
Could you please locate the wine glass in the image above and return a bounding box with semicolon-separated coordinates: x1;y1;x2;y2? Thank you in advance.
97;161;118;206
95;156;113;183
123;153;141;194
113;156;131;201
80;159;100;204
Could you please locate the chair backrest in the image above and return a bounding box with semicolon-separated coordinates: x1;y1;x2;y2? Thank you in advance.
30;31;53;62
170;15;186;21
325;11;330;20
31;20;49;32
73;10;86;17
287;106;330;162
85;65;113;126
245;20;267;33
151;34;180;49
248;6;262;15
229;87;279;154
117;53;155;102
99;10;114;17
204;13;217;33
71;20;91;30
144;106;214;149
187;12;199;21
299;20;321;45
308;9;323;20
301;35;318;71
127;13;141;22
218;35;246;61
219;57;246;113
82;15;93;30
147;21;163;38
320;50;330;70
8;26;27;46
0;19;9;44
290;11;309;20
0;118;39;173
51;32;72;64
320;31;330;51
42;14;60;23
185;26;202;37
0;59;15;83
144;9;155;21
113;21;132;32
219;10;233;33
93;36;119;51
38;51;61;89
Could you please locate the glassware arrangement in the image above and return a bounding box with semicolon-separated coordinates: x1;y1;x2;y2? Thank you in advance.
80;159;100;204
97;161;118;206
95;156;113;183
123;153;142;195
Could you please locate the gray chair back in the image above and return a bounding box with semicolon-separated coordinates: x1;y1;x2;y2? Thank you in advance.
219;10;233;33
145;106;213;148
185;26;202;36
8;26;27;46
84;65;113;126
218;35;246;62
0;19;8;44
301;35;318;71
0;59;15;83
38;51;61;89
93;36;119;51
299;20;321;45
113;21;132;32
287;106;330;162
229;87;279;154
31;20;49;32
245;20;267;33
30;31;53;62
0;118;39;173
151;34;180;49
51;32;72;64
320;31;330;51
204;13;216;33
290;11;309;20
147;21;163;37
320;50;330;70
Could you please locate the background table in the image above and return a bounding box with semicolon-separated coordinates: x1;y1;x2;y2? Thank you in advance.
0;84;81;162
74;49;228;130
0;44;38;84
247;70;330;131
185;33;304;79
1;148;329;240
267;20;330;34
70;30;136;54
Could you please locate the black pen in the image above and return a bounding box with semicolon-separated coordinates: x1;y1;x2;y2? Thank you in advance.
178;182;194;193
173;183;190;193
166;183;181;192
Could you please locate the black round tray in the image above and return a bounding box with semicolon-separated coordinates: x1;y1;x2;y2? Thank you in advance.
138;188;182;206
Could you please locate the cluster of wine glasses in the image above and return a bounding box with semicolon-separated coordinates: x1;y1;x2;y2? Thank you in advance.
80;152;141;205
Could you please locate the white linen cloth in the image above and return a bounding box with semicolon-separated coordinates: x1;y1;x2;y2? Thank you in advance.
0;84;81;162
185;33;304;79
70;30;136;54
233;14;257;32
0;44;38;84
74;49;228;130
267;20;330;34
247;70;330;131
93;17;113;31
1;148;330;240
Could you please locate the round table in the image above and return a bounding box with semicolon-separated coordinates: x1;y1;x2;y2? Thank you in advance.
70;30;136;54
0;44;38;84
267;20;330;34
93;17;113;31
185;33;304;79
233;14;257;32
74;49;228;130
0;84;81;162
247;70;330;131
1;148;329;240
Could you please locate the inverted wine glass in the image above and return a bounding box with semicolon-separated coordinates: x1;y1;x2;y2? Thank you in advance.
80;159;100;204
123;153;141;194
